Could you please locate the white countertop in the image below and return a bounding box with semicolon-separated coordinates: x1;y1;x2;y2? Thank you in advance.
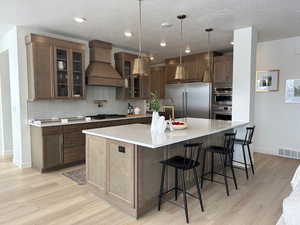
83;118;249;148
29;114;152;127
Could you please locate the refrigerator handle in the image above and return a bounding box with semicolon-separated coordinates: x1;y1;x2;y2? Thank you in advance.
185;91;188;117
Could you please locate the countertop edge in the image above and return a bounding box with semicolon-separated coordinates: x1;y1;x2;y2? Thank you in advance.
29;115;152;127
83;121;249;149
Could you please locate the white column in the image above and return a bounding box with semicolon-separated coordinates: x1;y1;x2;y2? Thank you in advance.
232;27;257;165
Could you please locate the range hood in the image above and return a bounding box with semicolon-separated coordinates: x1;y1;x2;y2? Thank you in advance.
86;40;124;87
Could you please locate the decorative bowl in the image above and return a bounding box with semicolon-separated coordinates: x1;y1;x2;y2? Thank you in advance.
171;121;188;130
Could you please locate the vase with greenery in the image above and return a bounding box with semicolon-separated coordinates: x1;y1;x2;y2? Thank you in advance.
150;92;161;133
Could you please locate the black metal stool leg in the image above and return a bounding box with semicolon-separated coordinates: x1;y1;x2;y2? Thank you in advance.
181;170;189;224
193;168;204;212
201;149;207;189
211;152;214;182
242;145;249;180
158;164;166;211
230;153;238;190
175;168;178;201
222;153;230;196
247;144;255;175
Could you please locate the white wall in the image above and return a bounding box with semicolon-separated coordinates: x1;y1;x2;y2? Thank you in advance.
0;50;13;157
0;27;26;166
255;36;300;156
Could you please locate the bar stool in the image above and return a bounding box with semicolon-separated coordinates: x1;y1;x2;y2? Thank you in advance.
201;133;237;196
233;126;255;180
158;143;204;224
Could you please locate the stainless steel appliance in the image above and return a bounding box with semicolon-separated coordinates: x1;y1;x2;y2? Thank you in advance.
212;86;232;120
165;82;211;118
212;105;232;121
212;87;232;105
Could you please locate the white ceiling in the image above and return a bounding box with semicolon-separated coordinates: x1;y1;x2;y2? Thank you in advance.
1;0;300;62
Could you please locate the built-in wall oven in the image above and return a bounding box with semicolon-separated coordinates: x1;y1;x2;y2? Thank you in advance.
213;87;232;105
212;87;232;120
212;105;232;121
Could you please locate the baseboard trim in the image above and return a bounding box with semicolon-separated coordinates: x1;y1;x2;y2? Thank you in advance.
12;158;32;168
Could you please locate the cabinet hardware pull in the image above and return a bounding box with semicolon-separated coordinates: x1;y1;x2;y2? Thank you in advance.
118;146;126;153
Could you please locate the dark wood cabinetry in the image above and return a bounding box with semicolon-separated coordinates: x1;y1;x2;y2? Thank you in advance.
213;55;233;84
26;34;86;100
31;117;152;172
165;52;218;84
115;52;150;99
149;66;166;98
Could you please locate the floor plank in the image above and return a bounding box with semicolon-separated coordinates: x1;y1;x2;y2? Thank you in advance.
0;153;298;225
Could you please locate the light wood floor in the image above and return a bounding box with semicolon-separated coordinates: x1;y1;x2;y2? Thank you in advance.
0;153;298;225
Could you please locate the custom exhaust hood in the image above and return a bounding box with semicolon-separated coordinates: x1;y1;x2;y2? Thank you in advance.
86;40;124;87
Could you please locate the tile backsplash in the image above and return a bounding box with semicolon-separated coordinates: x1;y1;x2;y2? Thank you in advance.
28;86;146;120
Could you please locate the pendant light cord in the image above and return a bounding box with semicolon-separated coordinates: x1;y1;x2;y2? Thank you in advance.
138;0;142;58
180;19;183;65
208;31;210;75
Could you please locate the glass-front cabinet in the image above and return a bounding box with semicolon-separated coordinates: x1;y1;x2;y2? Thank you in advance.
71;51;85;98
115;52;147;100
54;47;85;99
55;48;69;97
25;34;86;100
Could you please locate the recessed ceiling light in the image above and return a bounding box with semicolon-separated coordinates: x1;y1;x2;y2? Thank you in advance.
161;22;173;28
230;41;234;45
160;41;167;47
74;17;86;23
124;31;133;37
150;56;155;61
185;47;191;54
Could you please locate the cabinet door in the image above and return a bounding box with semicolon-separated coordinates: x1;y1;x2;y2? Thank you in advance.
150;67;166;98
213;56;233;83
86;135;107;191
165;61;178;84
124;60;134;98
107;140;135;208
71;50;85;98
54;47;71;98
43;134;63;169
28;41;54;99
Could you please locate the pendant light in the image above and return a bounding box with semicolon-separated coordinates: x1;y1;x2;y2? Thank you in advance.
175;14;186;80
203;28;213;82
132;0;147;76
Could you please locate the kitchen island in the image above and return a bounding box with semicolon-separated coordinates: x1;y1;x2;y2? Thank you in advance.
83;118;248;218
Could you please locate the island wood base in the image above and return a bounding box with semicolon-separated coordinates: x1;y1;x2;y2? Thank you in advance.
85;131;227;218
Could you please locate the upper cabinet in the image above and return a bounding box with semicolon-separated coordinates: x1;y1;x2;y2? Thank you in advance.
213;55;233;84
165;52;213;84
115;52;150;100
149;66;166;99
26;34;86;101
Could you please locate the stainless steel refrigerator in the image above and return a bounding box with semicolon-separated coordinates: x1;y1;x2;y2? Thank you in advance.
165;82;212;118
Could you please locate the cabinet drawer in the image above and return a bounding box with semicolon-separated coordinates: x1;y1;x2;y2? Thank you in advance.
42;126;62;135
63;124;86;133
64;131;85;147
63;145;85;164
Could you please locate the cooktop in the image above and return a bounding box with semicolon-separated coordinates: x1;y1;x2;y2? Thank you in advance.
89;114;127;120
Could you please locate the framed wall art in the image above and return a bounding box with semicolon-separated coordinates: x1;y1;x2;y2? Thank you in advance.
285;79;300;103
256;70;279;92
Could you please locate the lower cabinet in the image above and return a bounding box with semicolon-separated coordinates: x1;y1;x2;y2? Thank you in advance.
86;136;136;214
31;126;63;172
31;117;151;172
106;140;135;207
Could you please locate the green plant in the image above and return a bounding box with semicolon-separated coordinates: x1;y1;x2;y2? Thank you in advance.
150;92;160;112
